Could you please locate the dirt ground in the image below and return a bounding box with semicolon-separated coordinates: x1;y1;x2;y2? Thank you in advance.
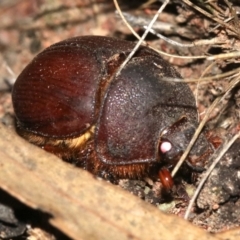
1;0;240;239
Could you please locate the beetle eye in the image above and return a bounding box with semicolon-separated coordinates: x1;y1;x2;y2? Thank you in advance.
160;141;172;153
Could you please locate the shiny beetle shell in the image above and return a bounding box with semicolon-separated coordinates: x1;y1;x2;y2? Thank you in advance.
12;36;207;178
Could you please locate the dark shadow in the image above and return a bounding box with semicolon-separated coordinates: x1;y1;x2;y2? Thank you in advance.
0;189;71;240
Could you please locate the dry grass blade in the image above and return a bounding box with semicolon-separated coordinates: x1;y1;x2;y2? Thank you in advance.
171;97;220;177
183;75;240;219
195;62;217;118
161;68;240;83
114;0;170;76
152;48;206;59
113;0;141;41
115;3;208;60
172;73;240;180
182;0;239;35
146;28;226;48
207;51;240;60
184;132;240;220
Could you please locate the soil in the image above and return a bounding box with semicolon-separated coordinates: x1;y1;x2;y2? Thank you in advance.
1;0;240;239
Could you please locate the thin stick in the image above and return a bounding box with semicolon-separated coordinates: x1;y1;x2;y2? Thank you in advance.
145;28;225;48
195;62;216;122
152;49;206;60
160;67;240;83
114;3;208;60
207;51;240;60
182;0;239;35
171;97;220;177
113;0;141;41
115;0;170;76
172;75;240;178
184;132;240;220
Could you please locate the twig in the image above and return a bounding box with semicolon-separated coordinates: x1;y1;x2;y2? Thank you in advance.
207;51;240;60
113;0;141;41
119;12;178;32
115;0;170;76
195;62;217;122
171;97;220;178
184;132;240;220
160;68;240;83
182;0;239;36
172;75;240;178
115;4;208;60
146;28;225;48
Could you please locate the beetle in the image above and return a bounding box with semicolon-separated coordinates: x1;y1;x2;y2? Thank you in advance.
12;36;211;183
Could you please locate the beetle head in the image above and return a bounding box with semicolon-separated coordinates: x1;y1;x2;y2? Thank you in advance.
159;116;212;165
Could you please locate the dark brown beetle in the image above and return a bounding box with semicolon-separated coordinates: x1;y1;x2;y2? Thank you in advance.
12;36;211;182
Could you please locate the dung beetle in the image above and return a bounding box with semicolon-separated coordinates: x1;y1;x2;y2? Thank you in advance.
12;36;211;183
